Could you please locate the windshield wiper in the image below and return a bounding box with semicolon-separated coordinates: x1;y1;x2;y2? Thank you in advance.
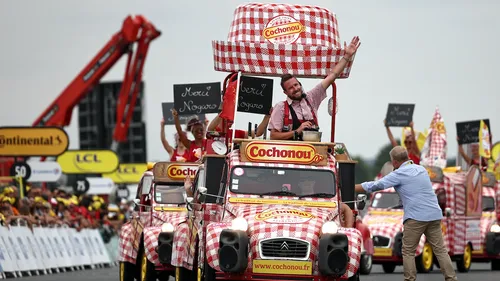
388;204;403;209
260;191;297;197
299;193;335;199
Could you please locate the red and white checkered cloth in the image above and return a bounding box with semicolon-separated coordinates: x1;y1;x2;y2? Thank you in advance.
420;107;447;168
118;222;137;263
212;3;356;78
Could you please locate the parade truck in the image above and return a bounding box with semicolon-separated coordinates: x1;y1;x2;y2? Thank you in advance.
472;171;500;270
118;162;199;281
173;140;366;281
363;165;484;273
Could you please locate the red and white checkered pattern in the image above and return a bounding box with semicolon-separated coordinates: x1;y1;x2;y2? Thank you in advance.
201;148;361;278
496;181;500;221
420;107;447;169
212;3;356;78
475;186;497;254
171;222;191;269
118;222;137;263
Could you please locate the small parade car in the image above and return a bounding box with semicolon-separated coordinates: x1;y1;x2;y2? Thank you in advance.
174;140;365;281
117;162;198;281
472;171;500;270
363;165;484;273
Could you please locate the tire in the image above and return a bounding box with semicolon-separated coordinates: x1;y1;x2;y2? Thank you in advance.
416;242;433;273
492;259;500;271
119;262;135;281
175;267;194;281
382;263;396;273
347;271;360;281
456;243;472;273
359;254;372;275
138;247;156;281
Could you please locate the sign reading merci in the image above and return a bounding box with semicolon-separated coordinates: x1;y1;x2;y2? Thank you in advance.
57;150;119;174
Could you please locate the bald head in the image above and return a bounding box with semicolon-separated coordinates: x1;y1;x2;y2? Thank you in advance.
390;146;409;167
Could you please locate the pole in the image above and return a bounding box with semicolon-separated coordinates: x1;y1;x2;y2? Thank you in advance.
330;82;337;143
229;71;242;153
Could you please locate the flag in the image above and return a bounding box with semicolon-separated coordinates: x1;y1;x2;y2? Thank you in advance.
219;72;238;122
420;107;447;168
402;127;428;151
479;119;491;159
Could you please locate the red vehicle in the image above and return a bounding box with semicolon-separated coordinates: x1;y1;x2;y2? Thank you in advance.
0;15;161;176
472;171;500;270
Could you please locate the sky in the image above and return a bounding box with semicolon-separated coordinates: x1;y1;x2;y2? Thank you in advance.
0;0;499;162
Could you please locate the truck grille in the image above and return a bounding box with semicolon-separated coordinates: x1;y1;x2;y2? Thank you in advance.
259;238;310;260
373;235;391;247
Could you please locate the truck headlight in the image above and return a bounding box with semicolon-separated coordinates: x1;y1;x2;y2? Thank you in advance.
321;221;339;234
161;222;174;232
490;224;500;233
231;217;248;232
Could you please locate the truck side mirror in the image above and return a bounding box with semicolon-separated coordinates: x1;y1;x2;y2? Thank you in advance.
133;198;140;205
186;197;194;211
356;194;367;210
445;207;452;217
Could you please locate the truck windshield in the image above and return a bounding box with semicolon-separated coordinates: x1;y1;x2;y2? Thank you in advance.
483;196;495;212
154;183;186;204
370;192;402;209
229;166;335;197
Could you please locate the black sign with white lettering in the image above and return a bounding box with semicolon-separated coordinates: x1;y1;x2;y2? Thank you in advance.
72;177;90;195
115;184;130;200
385;103;415;127
173;82;221;115
237;75;274;115
162;102;205;125
456;119;490;145
10;162;31;181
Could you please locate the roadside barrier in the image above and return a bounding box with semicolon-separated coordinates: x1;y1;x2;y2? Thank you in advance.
0;221;118;278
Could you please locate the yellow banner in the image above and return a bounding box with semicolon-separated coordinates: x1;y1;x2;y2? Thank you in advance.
228;197;336;208
479;120;491;158
0;127;69;156
153;206;186;212
57;150;119;174
252;260;312;275
103;163;147;183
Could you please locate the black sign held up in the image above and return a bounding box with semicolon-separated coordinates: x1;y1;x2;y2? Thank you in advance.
456;119;490;145
173;82;221;115
385;103;415;127
162;102;205;125
237;75;274;115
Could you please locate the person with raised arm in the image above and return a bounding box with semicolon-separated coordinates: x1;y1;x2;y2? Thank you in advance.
171;109;207;163
384;120;421;165
456;137;488;171
268;36;361;141
160;118;189;162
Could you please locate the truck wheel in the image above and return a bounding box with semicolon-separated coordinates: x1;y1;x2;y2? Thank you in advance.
175;267;194;281
416;243;433;273
347;271;360;281
382;263;396;273
456;243;472;272
119;262;135;281
202;260;216;281
492;259;500;271
359;254;372;275
138;248;156;281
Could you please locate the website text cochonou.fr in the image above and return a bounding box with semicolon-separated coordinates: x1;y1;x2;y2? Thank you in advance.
253;262;311;271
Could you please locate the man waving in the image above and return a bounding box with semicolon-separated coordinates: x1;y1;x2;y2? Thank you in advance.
268;36;361;140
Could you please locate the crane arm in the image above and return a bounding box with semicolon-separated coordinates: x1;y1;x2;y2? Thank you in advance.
33;15;161;134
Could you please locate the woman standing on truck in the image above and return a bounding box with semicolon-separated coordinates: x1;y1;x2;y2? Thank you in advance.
160;118;190;162
456;137;489;171
384;120;421;164
171;109;207;162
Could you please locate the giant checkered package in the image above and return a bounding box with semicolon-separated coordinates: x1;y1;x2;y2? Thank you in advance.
212;2;356;78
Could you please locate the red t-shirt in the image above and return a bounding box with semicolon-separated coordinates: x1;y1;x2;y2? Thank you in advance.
170;149;190;162
188;140;207;162
408;152;420;165
215;125;246;143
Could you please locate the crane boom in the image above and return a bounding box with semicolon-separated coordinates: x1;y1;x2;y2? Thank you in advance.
33;15;160;151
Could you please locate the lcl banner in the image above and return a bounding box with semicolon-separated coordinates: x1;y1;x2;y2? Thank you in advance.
56;150;119;174
102;163;147;184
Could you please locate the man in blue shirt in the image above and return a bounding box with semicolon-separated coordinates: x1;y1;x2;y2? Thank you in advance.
355;146;457;281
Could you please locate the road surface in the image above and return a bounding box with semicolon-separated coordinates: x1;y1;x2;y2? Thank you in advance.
12;263;498;281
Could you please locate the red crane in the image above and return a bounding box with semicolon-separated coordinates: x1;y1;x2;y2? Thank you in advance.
0;15;161;176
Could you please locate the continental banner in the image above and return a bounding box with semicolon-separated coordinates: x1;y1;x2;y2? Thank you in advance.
0;127;69;156
57;150;119;174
